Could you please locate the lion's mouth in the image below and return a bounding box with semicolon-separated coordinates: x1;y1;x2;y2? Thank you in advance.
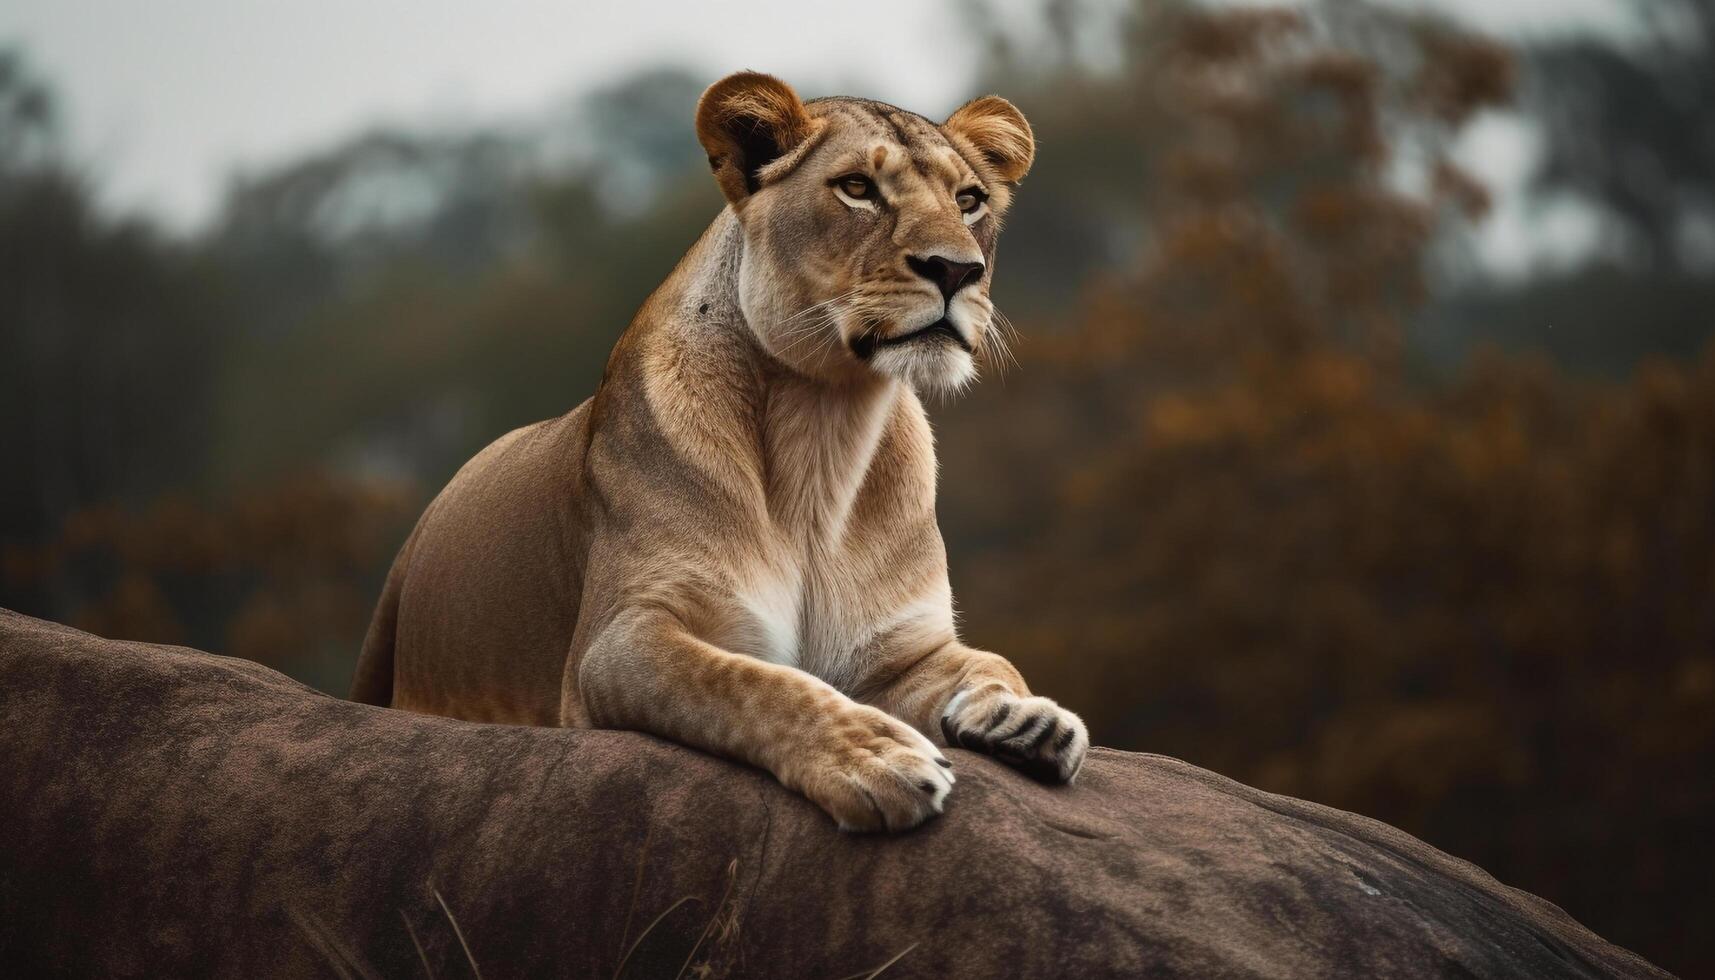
852;318;971;360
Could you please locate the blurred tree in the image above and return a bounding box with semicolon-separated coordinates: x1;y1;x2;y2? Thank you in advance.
1420;0;1715;383
16;474;414;693
932;4;1710;972
0;49;55;170
1;49;417;683
211;128;537;339
1531;0;1715;272
569;67;709;212
0;49;222;619
200;67;722;487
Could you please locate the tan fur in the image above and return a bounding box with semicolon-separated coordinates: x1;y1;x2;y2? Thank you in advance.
944;95;1036;184
350;73;1086;832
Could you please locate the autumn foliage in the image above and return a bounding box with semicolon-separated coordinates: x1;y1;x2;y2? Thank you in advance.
3;475;415;691
937;6;1711;969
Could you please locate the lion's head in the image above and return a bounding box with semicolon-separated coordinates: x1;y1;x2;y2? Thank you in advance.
695;72;1034;396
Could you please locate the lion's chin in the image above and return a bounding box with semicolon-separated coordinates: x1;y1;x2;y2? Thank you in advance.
869;340;977;397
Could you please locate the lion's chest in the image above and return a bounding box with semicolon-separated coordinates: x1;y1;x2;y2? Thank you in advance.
728;565;805;667
713;543;895;686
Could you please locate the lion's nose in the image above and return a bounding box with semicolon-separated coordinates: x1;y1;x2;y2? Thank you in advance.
907;255;985;300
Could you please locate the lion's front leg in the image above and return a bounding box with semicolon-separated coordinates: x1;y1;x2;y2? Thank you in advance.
861;642;1090;784
575;606;955;832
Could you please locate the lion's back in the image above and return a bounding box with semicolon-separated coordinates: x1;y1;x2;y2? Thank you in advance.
380;400;594;724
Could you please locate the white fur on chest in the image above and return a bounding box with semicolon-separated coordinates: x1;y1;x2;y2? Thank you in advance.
725;550;872;677
721;554;955;688
730;565;804;667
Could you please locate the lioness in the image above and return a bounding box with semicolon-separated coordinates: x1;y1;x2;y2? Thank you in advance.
350;72;1087;831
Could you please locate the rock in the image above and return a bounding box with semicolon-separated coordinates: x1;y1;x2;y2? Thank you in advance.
0;610;1668;979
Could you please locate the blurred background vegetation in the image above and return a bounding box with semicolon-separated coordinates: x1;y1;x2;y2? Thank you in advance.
2;0;1711;973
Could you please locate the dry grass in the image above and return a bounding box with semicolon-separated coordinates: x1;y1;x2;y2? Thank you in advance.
290;853;914;980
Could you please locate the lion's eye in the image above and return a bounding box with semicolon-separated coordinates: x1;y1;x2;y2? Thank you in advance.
837;175;874;200
956;187;988;213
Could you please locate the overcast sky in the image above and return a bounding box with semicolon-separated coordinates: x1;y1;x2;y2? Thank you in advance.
2;0;1638;231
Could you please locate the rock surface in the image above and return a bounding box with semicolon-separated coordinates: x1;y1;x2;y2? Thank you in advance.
0;610;1669;978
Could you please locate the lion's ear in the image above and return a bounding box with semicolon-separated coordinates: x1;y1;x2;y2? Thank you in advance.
944;95;1035;184
696;71;816;205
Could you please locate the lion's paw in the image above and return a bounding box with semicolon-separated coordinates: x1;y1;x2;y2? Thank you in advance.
941;688;1088;783
797;705;954;833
